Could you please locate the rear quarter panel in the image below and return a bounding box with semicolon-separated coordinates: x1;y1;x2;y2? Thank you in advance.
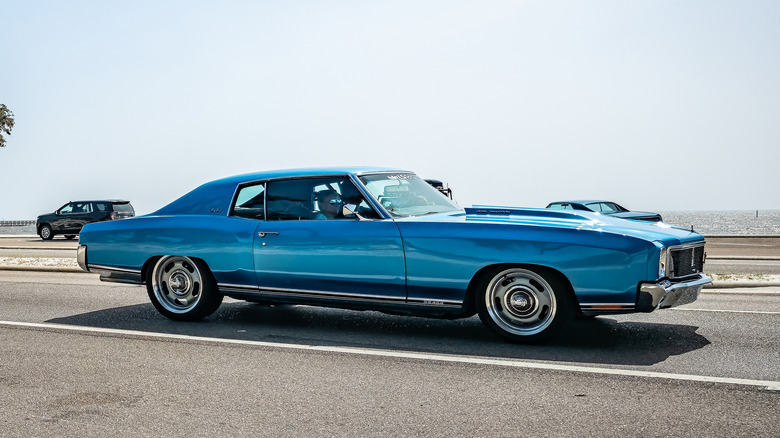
79;215;258;286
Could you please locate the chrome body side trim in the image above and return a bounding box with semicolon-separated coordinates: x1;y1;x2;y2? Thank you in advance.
217;283;463;309
89;265;142;274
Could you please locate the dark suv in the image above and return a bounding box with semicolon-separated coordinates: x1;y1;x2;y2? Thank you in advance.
36;200;135;240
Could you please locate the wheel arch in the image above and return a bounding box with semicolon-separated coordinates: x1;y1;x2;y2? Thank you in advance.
464;263;580;314
140;255;215;284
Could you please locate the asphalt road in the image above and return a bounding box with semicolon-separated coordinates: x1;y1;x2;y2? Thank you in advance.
0;271;778;436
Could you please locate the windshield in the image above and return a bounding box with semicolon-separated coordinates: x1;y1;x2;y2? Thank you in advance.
358;173;462;217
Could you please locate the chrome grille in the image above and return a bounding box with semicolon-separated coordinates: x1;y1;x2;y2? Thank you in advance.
670;245;705;279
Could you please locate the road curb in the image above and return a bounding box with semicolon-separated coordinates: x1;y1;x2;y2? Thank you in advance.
704;282;780;289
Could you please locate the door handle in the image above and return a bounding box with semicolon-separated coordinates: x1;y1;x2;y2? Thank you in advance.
258;231;280;238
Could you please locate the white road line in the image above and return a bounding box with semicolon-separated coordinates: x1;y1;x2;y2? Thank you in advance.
671;308;780;315
2;320;778;390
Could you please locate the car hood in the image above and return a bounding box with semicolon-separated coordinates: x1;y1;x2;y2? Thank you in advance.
37;213;57;221
401;205;702;246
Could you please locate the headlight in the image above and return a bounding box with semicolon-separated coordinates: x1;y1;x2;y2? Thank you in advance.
654;241;668;279
659;247;668;278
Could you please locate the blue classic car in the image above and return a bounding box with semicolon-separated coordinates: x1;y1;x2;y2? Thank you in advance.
77;167;710;342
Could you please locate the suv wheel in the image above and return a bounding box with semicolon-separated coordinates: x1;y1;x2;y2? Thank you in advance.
39;224;53;240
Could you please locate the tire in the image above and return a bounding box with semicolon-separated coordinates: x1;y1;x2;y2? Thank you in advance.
64;235;76;240
476;266;573;343
146;255;223;321
39;224;53;240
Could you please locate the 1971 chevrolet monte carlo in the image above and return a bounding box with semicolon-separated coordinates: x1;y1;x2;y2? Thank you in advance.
77;167;711;342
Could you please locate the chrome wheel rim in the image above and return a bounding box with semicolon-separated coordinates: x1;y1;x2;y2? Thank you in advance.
41;227;51;239
152;256;203;314
485;268;557;336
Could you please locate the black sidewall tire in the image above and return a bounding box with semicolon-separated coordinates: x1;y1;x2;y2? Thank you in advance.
40;224;53;240
475;266;573;343
145;257;223;321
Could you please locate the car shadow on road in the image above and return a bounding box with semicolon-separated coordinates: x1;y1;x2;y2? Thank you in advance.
47;300;710;367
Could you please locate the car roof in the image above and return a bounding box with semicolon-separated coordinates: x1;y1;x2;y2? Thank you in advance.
211;166;410;185
68;200;131;204
548;200;611;205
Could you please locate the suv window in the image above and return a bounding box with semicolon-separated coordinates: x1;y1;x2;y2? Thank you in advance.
112;203;134;214
95;202;109;212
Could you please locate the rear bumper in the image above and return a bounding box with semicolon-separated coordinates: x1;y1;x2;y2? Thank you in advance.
637;274;712;312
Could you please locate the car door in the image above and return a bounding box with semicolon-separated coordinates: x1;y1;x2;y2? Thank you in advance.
54;203;75;232
253;177;407;301
70;202;94;232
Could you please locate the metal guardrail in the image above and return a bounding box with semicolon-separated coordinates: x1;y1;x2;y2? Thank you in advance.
0;220;35;226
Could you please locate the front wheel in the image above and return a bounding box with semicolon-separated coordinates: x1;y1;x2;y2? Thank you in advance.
39;224;53;240
476;267;572;343
146;256;223;321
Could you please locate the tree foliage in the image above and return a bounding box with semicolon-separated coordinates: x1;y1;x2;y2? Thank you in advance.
1;104;15;147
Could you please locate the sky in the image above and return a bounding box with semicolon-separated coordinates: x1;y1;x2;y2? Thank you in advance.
2;0;779;220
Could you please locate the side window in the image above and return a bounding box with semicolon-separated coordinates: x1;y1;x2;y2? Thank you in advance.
60;204;74;214
72;202;91;213
232;183;266;220
265;177;381;221
95;202;109;212
313;178;381;220
266;179;316;220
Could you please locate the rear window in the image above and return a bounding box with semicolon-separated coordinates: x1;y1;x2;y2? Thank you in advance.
112;203;134;213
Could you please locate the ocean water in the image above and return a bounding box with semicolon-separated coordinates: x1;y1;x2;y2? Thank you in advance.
2;210;779;235
659;210;780;235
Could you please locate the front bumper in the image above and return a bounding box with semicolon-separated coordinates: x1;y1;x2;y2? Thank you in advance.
637;274;712;312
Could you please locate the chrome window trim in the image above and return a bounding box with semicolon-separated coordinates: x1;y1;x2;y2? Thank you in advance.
228;173;388;221
227;181;267;220
355;171;463;219
348;174;391;219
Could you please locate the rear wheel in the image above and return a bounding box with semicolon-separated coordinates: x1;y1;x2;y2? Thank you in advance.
146;256;223;321
476;267;572;343
39;224;53;240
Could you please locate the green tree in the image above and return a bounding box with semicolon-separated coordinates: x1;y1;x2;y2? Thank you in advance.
1;104;15;147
